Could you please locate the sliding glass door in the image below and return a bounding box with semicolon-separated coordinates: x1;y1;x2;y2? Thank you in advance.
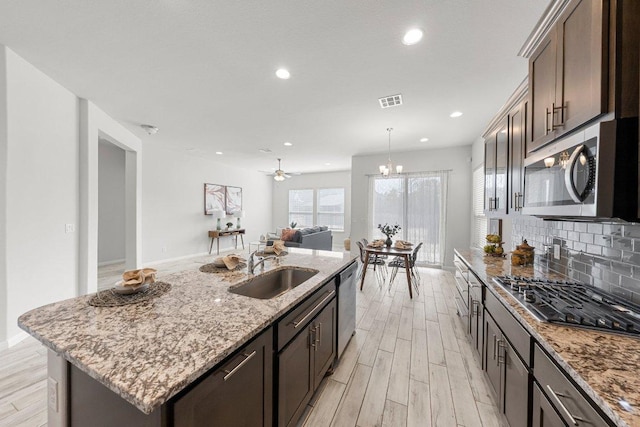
369;171;449;267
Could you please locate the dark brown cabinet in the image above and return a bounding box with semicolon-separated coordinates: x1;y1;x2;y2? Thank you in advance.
532;383;567;427
277;287;336;427
468;273;483;360
173;327;273;427
483;312;528;427
534;344;608;427
484;117;508;214
509;102;526;213
528;0;607;153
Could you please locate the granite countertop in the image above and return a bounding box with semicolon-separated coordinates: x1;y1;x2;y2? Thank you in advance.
18;249;356;415
455;248;640;427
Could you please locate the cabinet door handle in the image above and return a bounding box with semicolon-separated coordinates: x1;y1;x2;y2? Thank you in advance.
293;290;335;328
492;334;497;361
316;323;321;351
497;340;506;366
310;325;316;350
545;107;551;134
472;300;479;316
552;102;566;128
223;350;257;381
546;385;586;425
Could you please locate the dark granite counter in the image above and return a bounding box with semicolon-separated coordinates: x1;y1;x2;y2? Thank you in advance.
455;248;640;427
18;249;356;414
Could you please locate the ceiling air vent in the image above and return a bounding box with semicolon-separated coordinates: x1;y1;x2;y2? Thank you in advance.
258;148;272;154
378;94;403;109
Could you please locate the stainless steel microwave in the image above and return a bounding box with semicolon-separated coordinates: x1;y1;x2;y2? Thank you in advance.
522;118;638;220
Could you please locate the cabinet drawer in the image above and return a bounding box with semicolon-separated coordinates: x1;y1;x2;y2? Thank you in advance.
485;289;530;365
534;344;609;427
454;255;469;275
278;281;336;351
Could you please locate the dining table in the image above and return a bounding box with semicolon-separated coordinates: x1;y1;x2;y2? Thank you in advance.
359;244;415;298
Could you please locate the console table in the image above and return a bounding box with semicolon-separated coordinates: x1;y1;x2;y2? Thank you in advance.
208;229;246;255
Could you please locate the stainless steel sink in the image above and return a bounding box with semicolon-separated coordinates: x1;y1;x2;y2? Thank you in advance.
228;267;319;299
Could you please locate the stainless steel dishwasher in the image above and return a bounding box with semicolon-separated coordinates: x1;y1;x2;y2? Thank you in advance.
337;261;358;358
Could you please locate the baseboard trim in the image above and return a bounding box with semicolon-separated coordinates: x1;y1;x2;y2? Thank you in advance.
6;331;28;348
98;258;125;267
143;251;211;266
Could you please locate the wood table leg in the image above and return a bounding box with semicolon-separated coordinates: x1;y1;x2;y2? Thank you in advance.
216;238;220;255
240;234;245;249
404;254;413;299
209;238;214;255
359;252;370;291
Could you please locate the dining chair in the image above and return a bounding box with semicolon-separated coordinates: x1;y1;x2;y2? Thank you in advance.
356;240;387;286
388;242;423;294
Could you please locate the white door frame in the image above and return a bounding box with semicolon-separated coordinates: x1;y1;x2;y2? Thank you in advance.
79;100;141;295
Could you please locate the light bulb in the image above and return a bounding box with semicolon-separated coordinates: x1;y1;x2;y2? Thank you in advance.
544;157;555;168
396;165;403;174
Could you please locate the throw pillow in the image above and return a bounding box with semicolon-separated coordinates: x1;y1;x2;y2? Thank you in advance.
281;228;297;241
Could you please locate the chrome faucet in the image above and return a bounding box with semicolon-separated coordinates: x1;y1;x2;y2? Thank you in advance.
248;251;277;274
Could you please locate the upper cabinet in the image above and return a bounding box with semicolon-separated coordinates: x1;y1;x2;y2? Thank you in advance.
528;0;606;153
484;81;528;217
484;118;508;215
509;102;526;214
526;0;640;154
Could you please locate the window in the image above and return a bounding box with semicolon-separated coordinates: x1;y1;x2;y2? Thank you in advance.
317;188;345;231
368;171;449;267
473;166;487;248
288;188;345;231
288;189;313;228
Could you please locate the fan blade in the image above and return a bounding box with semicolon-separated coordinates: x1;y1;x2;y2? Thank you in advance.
284;173;291;178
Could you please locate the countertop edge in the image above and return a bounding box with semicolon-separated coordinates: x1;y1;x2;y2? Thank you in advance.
453;248;631;427
18;254;358;415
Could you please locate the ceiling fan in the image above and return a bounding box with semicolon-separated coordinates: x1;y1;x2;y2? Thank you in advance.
273;158;290;181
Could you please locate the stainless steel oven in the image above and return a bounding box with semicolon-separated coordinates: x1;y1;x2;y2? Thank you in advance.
522;118;638;220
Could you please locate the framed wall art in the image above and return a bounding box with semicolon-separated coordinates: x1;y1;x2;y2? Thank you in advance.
204;183;226;215
225;186;242;215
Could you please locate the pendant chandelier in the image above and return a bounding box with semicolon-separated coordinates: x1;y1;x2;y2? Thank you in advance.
379;127;403;176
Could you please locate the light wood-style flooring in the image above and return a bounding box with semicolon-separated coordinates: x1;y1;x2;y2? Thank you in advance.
1;254;506;427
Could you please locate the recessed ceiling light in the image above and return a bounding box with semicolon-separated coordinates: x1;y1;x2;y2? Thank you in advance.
402;28;424;45
215;151;223;155
420;137;429;142
276;68;290;79
283;142;293;146
325;163;331;166
449;111;463;118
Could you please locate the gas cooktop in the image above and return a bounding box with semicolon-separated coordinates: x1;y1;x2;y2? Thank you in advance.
493;276;640;337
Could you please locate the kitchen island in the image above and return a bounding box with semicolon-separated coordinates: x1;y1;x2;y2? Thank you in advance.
455;249;640;427
18;249;357;426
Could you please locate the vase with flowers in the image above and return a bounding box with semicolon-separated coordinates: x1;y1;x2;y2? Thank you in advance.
378;223;401;247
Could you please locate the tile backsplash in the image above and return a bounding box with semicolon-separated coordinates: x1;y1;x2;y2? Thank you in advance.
511;216;640;305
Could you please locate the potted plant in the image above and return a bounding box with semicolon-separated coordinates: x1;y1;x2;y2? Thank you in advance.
290;221;297;229
377;223;401;247
226;221;234;230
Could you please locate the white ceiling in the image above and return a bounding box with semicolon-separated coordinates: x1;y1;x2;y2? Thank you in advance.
0;0;548;174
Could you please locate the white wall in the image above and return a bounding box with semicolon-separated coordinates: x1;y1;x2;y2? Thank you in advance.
351;146;473;268
98;140;126;264
0;48;8;346
271;171;351;249
141;144;273;263
4;47;79;341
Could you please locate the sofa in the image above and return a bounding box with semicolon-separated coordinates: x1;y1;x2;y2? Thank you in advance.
267;226;333;251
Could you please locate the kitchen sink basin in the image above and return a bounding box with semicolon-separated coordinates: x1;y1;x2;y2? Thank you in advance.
228;267;319;299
